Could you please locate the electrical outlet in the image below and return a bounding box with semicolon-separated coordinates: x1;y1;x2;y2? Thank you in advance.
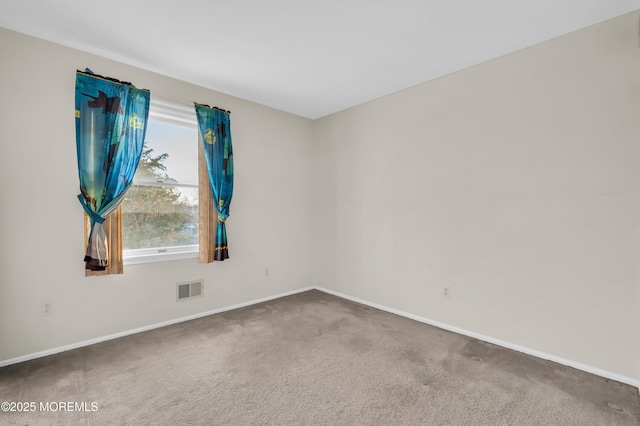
41;301;53;317
443;286;451;299
265;267;269;277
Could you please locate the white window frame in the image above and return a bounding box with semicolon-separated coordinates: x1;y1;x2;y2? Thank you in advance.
124;98;200;266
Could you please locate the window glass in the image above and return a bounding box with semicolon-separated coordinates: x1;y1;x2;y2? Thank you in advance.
122;104;199;259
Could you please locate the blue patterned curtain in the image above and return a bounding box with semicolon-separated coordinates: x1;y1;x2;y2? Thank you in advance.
194;103;234;261
75;70;150;271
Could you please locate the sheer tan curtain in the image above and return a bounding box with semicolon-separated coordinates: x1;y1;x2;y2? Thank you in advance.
83;207;123;276
198;132;216;263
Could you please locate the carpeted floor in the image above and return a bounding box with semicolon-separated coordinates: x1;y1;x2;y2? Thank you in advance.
1;289;639;425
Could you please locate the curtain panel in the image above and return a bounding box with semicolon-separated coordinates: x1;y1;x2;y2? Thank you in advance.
194;103;234;261
75;70;150;271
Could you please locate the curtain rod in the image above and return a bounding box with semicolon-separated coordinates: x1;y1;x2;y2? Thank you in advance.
194;102;231;115
76;69;149;92
77;71;228;113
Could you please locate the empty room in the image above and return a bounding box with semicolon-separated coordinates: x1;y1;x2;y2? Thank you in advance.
1;1;639;424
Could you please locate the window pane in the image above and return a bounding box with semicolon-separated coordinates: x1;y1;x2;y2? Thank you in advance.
122;111;199;253
122;186;198;250
138;119;198;185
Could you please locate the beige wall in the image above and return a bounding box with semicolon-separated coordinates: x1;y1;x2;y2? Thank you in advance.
0;28;313;362
312;12;640;380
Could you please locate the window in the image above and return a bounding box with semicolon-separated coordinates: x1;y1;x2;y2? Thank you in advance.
122;99;200;264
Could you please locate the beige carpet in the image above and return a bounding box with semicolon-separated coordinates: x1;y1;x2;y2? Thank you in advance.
1;290;639;425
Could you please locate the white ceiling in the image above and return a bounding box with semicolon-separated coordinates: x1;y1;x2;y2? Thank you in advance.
1;1;638;119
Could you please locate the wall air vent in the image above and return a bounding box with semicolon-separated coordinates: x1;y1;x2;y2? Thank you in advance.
176;279;204;301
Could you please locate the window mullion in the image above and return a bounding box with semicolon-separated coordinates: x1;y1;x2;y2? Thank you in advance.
132;180;198;189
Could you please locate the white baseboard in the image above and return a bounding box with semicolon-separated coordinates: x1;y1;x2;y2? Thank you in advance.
314;286;640;390
0;286;314;368
2;284;638;393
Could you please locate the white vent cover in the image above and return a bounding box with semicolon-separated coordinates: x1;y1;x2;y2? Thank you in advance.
176;280;204;301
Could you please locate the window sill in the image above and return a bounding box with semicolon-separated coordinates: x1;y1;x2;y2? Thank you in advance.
124;247;198;265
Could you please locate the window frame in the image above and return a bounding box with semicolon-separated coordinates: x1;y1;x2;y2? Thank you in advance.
123;98;201;265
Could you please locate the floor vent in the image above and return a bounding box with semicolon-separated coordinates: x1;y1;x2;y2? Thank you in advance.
177;280;204;301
